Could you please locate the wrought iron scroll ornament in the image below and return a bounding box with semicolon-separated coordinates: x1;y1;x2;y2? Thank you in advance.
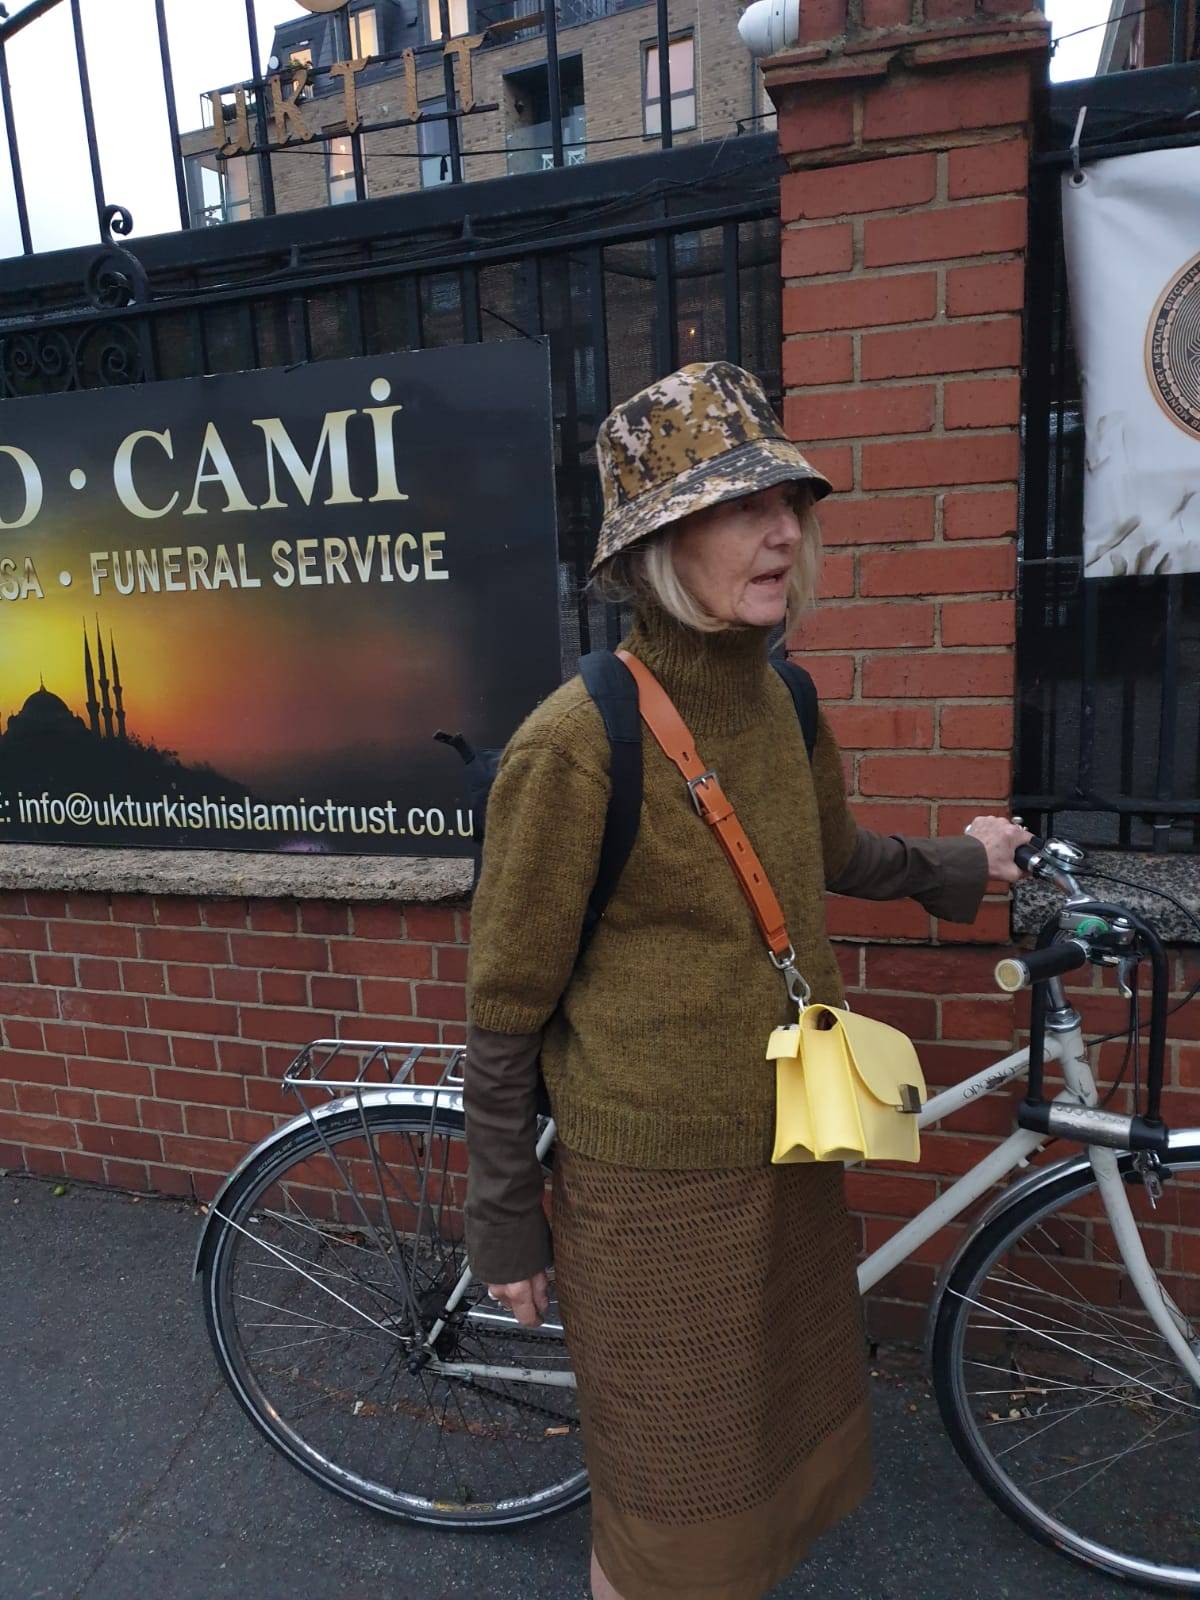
0;203;149;399
84;206;150;310
0;321;146;399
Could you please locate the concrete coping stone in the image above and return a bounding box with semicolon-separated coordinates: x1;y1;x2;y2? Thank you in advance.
0;846;473;905
3;845;1196;936
1012;850;1200;946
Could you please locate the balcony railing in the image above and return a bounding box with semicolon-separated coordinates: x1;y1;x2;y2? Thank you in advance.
478;0;647;45
506;112;586;175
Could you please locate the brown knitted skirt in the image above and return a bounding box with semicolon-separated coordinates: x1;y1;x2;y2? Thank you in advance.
552;1148;871;1600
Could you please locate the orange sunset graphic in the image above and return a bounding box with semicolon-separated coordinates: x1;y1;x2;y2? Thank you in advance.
0;347;560;852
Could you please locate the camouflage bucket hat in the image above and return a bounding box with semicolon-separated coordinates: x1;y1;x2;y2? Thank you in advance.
590;360;832;574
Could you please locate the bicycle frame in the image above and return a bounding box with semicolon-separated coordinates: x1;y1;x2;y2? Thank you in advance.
428;1018;1200;1392
196;1024;1200;1395
863;1020;1200;1387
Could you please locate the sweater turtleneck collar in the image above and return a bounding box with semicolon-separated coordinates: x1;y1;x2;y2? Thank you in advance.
619;603;774;736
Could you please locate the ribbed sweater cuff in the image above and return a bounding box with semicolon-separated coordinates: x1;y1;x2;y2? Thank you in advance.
469;995;551;1034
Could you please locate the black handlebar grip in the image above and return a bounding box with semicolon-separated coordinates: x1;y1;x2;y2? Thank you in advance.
995;939;1089;992
1014;839;1043;873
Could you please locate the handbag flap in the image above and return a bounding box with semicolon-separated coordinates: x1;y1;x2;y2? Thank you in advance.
798;1005;925;1108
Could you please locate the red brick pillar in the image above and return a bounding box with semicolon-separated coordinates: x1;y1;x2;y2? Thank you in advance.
765;2;1049;1338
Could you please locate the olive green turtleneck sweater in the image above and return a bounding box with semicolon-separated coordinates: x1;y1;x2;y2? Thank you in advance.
469;604;863;1170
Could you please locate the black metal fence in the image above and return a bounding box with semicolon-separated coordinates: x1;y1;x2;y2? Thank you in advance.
0;0;705;252
1016;64;1200;853
0;134;781;673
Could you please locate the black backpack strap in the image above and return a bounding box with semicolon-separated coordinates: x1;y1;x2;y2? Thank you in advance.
578;650;642;955
771;656;820;762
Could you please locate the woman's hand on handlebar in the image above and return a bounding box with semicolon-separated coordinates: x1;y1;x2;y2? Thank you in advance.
963;815;1034;884
488;1270;550;1328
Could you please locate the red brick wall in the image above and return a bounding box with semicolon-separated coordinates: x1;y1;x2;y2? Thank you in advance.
0;889;468;1201
769;3;1050;1331
2;883;1198;1341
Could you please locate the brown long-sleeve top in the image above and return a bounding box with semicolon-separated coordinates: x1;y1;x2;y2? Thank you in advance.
464;605;988;1284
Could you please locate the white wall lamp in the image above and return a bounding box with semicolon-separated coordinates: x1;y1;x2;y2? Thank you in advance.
737;0;801;59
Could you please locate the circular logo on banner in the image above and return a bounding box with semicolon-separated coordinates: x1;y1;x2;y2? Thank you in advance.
1146;252;1200;441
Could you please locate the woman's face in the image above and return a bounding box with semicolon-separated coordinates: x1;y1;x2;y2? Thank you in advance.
671;483;805;627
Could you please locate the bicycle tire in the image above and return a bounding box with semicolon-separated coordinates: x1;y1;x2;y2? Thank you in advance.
930;1142;1200;1593
201;1102;588;1529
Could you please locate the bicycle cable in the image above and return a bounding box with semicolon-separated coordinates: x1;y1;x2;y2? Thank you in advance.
1065;865;1200;1047
1096;969;1137;1112
1005;860;1192;1135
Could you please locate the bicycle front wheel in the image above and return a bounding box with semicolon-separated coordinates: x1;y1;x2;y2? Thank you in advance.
202;1102;586;1528
931;1142;1200;1592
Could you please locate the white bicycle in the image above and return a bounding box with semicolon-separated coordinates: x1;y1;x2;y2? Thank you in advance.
196;836;1200;1593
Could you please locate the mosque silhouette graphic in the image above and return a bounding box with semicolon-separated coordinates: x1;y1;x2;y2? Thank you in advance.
1;622;129;747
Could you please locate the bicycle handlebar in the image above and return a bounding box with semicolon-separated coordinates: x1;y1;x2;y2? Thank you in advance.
995;940;1090;993
1013;841;1039;874
998;834;1172;1153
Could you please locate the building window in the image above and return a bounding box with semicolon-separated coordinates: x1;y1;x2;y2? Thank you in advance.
349;7;378;56
186;153;251;226
287;43;313;67
186;157;221;226
419;102;452;187
643;35;695;135
504;57;586;177
426;0;469;41
326;135;361;204
221;156;251;222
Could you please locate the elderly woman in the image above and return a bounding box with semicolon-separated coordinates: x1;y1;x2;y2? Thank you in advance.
464;361;1027;1600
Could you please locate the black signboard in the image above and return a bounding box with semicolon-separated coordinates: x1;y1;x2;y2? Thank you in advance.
0;341;560;855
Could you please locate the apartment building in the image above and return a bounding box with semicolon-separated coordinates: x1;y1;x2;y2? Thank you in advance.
179;0;767;224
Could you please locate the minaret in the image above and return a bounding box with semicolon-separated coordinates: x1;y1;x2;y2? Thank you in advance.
95;618;114;740
109;632;127;742
83;624;101;737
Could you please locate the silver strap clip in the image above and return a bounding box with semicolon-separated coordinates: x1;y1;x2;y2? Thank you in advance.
770;944;811;1009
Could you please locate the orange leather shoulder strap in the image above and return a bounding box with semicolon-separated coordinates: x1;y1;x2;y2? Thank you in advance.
616;648;793;964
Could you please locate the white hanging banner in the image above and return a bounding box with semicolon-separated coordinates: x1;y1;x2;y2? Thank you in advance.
1063;145;1200;578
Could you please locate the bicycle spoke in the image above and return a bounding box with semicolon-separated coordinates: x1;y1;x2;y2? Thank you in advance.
1031;1414;1186;1497
206;1109;584;1526
968;1289;1176;1364
940;1153;1200;1587
991;1360;1174;1460
950;1286;1200;1413
988;1260;1168;1343
259;1200;410;1317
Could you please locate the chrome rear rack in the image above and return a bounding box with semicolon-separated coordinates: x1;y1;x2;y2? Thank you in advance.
282;1037;465;1101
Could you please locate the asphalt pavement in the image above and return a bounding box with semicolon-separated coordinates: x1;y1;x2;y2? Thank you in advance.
0;1172;1131;1600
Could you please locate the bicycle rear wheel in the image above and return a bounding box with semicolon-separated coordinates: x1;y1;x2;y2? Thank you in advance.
931;1143;1200;1592
201;1102;586;1527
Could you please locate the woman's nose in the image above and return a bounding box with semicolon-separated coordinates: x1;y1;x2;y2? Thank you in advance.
766;504;803;547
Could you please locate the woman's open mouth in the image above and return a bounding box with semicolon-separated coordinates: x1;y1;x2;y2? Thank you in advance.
750;568;789;588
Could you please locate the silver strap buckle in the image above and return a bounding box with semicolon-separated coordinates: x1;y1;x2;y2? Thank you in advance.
687;769;718;817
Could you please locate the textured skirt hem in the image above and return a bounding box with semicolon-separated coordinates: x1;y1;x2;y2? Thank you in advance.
591;1401;872;1600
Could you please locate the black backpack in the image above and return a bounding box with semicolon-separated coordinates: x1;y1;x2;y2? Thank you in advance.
436;649;819;959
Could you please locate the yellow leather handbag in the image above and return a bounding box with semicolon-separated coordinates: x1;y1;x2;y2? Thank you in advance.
767;1005;926;1165
618;649;926;1168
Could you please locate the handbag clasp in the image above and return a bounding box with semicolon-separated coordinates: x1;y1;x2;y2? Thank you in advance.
898;1083;923;1114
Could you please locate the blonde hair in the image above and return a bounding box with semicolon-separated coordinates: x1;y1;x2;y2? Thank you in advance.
593;486;823;635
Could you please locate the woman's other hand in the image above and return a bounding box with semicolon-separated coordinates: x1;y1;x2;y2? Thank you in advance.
487;1270;551;1328
963;815;1033;884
